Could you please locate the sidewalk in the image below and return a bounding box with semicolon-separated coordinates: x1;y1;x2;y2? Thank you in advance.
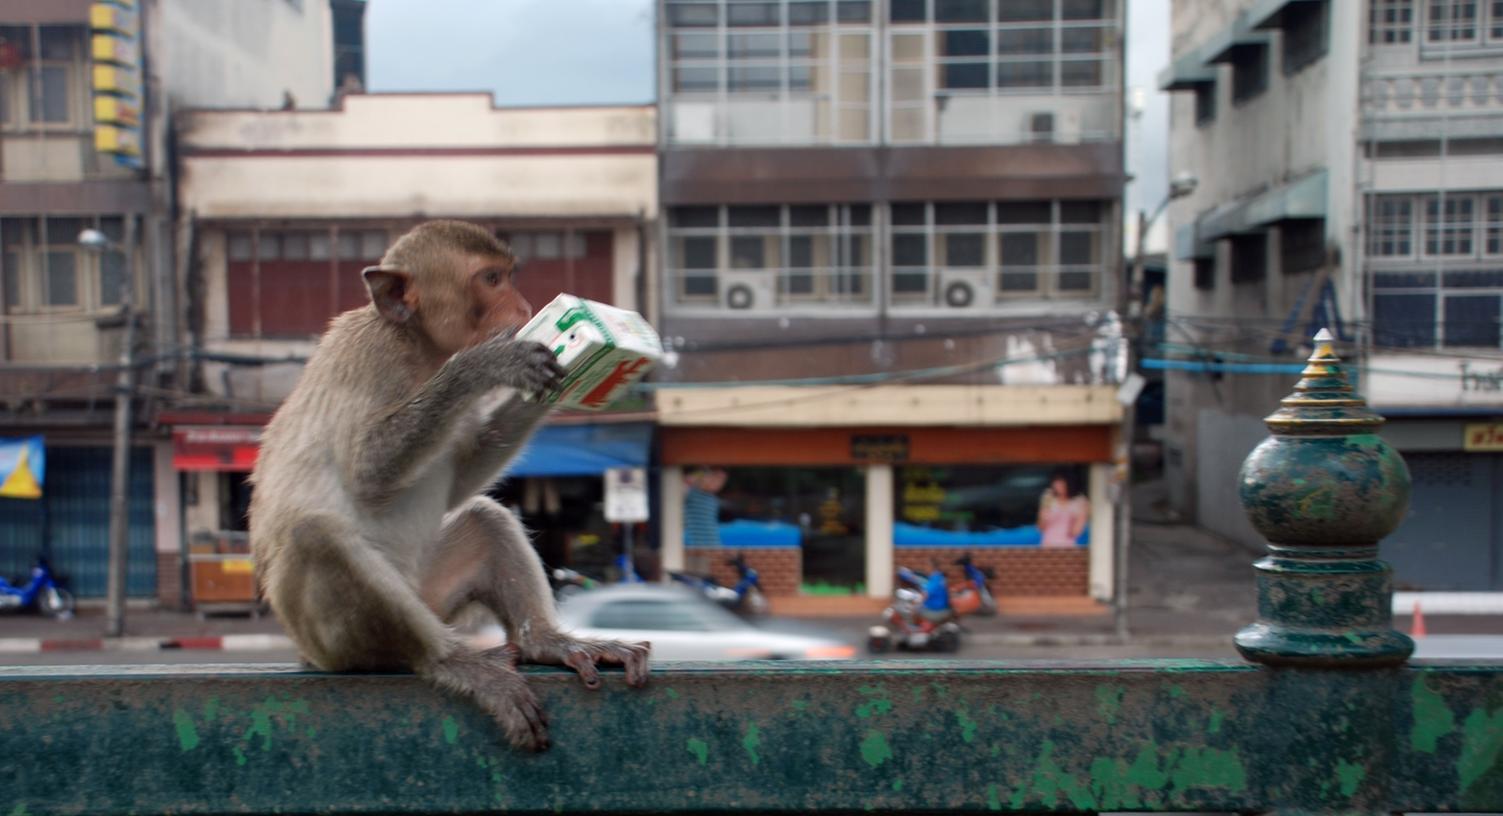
0;518;1482;654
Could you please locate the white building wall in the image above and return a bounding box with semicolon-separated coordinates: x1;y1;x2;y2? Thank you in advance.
154;0;334;111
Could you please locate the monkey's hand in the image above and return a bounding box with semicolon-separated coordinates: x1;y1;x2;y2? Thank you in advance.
467;336;567;400
519;632;651;690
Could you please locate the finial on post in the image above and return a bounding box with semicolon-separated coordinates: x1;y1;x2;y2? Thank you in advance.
1235;329;1414;667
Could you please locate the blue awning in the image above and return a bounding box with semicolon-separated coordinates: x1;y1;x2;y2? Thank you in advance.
507;422;653;478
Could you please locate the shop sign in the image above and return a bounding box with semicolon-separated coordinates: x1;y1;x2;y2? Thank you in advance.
0;436;44;499
173;426;262;472
604;467;649;523
851;434;909;462
1464;423;1503;452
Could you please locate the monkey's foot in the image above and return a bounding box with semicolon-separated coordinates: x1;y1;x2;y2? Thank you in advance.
428;644;550;751
521;633;651;690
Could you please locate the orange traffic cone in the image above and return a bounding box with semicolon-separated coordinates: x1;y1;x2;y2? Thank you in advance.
1410;600;1427;639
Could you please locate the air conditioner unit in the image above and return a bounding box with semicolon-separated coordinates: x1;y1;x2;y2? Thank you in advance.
1028;111;1055;143
936;269;993;310
1025;110;1083;145
721;271;776;311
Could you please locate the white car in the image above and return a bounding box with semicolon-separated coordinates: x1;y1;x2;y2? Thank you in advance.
550;585;856;661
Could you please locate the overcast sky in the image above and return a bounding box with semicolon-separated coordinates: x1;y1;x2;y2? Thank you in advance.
366;0;1170;242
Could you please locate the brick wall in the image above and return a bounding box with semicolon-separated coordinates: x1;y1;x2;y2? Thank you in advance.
686;547;801;597
156;552;183;610
894;548;1089;596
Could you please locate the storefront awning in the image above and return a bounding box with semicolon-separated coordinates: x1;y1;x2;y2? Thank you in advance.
1246;0;1321;30
1174;223;1215;261
508;422;653;478
1202;21;1273;64
1197;169;1327;243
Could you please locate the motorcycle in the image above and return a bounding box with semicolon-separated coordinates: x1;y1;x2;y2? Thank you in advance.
867;565;961;654
669;553;769;616
0;556;75;619
549;566;597;601
949;552;998;617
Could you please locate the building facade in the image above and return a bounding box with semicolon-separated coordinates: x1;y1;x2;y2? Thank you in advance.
0;0;334;606
653;0;1127;605
170;94;659;605
1162;0;1503;589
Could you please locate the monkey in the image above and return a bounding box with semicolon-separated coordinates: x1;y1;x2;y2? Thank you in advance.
248;220;650;752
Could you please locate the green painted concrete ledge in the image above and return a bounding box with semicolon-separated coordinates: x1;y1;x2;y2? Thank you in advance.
4;660;1503;814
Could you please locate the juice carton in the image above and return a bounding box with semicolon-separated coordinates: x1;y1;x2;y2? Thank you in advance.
515;294;662;411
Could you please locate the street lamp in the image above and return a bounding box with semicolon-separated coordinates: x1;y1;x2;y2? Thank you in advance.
79;221;135;639
1115;172;1197;644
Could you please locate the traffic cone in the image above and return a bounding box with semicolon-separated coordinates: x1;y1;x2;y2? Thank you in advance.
1410;600;1427;639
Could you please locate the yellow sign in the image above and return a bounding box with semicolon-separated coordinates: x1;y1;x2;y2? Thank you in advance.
93;96;140;128
221;559;256;575
95;124;141;158
1464;423;1503;452
91;33;137;66
92;65;140;100
90;3;138;37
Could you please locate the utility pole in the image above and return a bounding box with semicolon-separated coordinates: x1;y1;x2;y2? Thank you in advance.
82;219;137;638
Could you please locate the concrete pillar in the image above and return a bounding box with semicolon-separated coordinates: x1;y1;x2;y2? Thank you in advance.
1088;462;1115;602
659;465;685;574
864;463;894;599
152;442;180;556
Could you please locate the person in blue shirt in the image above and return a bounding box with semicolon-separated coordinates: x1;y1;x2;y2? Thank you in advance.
920;561;952;621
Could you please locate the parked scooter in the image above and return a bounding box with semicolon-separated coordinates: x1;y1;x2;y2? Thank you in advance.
867;564;961;653
669;553;769;616
549;566;597;601
949;552;998;617
0;556;74;619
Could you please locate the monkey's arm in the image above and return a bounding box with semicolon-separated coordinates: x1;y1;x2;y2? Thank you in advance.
449;395;552;505
349;338;561;504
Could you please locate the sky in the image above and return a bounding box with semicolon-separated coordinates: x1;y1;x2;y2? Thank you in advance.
366;0;1170;245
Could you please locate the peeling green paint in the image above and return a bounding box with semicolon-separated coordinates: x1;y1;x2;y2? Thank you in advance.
664;688;679;701
856;686;893;719
10;804;30;816
1168;685;1186;699
891;779;903;792
241;697;310;754
791;699;808;712
1335;760;1365;797
1096;685;1125;725
985;782;1000;811
1459;708;1503;795
742;723;761;766
1412;676;1457;753
442;716;459;745
202;697;219;722
860;729;893;768
686;738;709;766
172;709;199;752
1208;709;1224;734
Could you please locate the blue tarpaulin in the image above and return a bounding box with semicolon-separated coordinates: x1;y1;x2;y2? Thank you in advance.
506;422;652;477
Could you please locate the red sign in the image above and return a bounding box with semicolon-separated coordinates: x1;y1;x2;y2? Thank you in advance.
172;426;262;471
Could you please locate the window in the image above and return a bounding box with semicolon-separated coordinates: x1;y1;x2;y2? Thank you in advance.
1487;194;1503;254
1192;257;1215;290
0;25;84;129
0;216;129;314
667;204;875;309
1194;81;1216;126
1371;196;1414;257
1427;0;1478;42
890;199;1108;305
1280;219;1326;275
1424;195;1474;256
1370;0;1415;43
1230;234;1266;283
1443;294;1501;347
1373;293;1438;347
1282;0;1328;74
1231;45;1268;104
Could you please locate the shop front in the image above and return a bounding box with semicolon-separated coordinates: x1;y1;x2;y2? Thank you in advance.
655;385;1122;605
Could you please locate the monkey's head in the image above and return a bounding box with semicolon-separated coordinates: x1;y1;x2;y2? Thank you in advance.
362;220;532;357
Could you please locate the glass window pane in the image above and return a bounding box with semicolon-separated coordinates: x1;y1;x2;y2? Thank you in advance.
936;0;988;21
30;66;69;123
790;1;831;24
998;27;1052;55
668;1;719;27
257;234;281;260
1060;231;1097;265
943;62;989;88
3;252;21;309
891;203;928;226
997;202;1051;223
728;1;780;26
99;217;125;243
848;204;873;226
1062;0;1112;20
683;273;718;297
728;65;780;91
943;29;990;56
893;233;928;265
678;236;718;269
672;206;720;228
1000;233;1039;266
309;233;332;261
43;251;76;306
1374;293;1436;348
936;202;988;225
1058;271;1094;291
534;232;563;259
729;206;781;227
729;32;781;58
566;232;587;259
360;230;387;259
1060;201;1103;223
789;235;816;267
1062;26;1107;53
893;271;928;293
674;32;719;59
837;1;872;22
38;26;77;59
99;250;126;306
1443;295;1500;348
891;0;927;22
282;233;310;260
998;60;1052;88
730;236;768;268
337;232;360;260
790;205;830;227
1061;59;1104;87
1000;270;1039;291
674;66;719;92
944;233;985;266
508;233;533;260
999;0;1053;21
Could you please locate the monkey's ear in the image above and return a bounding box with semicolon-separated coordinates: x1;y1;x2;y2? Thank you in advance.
362;266;418;324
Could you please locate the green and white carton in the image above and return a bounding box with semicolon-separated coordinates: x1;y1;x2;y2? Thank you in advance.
516;294;663;411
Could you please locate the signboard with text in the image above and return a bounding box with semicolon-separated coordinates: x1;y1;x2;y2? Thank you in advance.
1366;354;1503;410
1465;423;1503;452
604;467;649;523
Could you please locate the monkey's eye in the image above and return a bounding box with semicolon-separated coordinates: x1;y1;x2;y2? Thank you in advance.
483;269;504;287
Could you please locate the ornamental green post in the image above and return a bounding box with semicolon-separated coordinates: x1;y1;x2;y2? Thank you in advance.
1235;329;1415;667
